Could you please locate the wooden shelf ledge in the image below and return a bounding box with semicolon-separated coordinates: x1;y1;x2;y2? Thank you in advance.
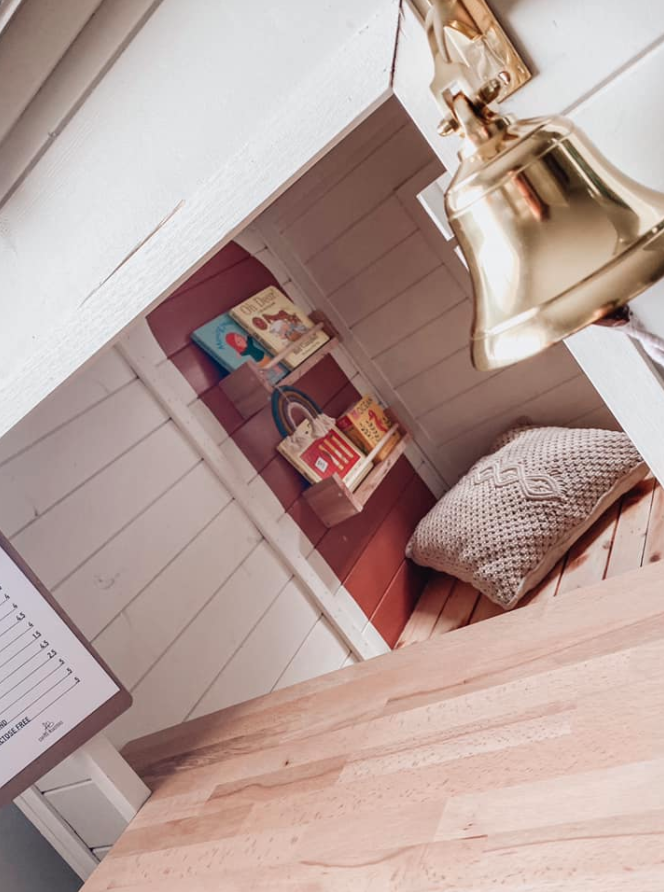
303;412;411;527
218;310;339;419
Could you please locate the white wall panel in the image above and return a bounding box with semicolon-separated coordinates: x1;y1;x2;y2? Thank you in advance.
0;350;135;466
259;99;614;483
0;379;166;535
12;421;198;588
54;462;229;639
44;781;127;850
189;578;320;719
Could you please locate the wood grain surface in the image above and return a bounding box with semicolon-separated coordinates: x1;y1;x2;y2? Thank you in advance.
83;560;664;890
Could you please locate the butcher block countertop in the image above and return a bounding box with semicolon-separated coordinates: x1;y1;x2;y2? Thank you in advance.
87;562;664;891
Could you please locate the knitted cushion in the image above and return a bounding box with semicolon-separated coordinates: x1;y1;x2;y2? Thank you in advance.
406;426;647;609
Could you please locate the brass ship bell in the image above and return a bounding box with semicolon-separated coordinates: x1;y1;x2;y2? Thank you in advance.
426;0;664;370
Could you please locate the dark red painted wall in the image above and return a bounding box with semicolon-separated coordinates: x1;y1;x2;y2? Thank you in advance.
147;243;435;646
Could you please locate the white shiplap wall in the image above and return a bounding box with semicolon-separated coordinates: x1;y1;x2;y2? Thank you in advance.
257;98;619;485
0;346;354;759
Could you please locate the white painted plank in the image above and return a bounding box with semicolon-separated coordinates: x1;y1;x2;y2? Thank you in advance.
0;0;103;144
0;0;27;36
375;299;472;388
189;578;320;719
247;475;286;524
0;378;167;535
495;0;664;119
352;264;465;357
275;511;316;559
0;0;398;439
44;781;127;849
11;421;199;587
274;617;349;690
105;543;293;747
93;503;261;688
269;97;406;232
14;787;98;881
0;349;135;466
118;318;167;368
154;359;198;406
440;373;607;480
571;403;622;431
0;0;159;203
394;162;471;295
329;231;440;326
283;124;433;262
566;327;664;485
219;438;258;484
360;621;391;657
306;195;417;294
54;461;231;640
189;399;229;446
36;752;90;794
79;735;149;823
232;226;267;256
252;246;292;287
422;344;580;443
397;346;496;420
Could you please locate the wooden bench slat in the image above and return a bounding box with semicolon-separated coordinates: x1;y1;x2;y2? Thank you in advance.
395;573;454;648
606;477;656;578
643;483;664;566
431;580;479;635
556;501;620;597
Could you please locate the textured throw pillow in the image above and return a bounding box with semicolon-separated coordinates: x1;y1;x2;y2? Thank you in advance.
406;426;647;609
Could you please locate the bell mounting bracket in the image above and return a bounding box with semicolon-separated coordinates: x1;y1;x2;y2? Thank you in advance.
410;0;531;137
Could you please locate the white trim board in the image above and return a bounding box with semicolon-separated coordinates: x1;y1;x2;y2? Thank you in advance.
116;335;389;662
14;786;99;881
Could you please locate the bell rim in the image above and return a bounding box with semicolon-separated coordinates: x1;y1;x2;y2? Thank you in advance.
470;221;664;371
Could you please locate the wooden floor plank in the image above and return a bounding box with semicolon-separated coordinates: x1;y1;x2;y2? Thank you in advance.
431;580;479;635
469;595;503;624
395;573;454;647
523;558;564;605
555;501;620;597
606;478;656;577
644;483;664;566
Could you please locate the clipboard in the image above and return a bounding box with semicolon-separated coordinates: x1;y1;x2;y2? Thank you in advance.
0;532;131;806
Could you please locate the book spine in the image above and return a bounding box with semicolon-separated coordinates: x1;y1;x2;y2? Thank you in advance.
190;335;234;374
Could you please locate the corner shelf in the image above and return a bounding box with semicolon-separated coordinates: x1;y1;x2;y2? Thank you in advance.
302;410;411;528
218;310;339;419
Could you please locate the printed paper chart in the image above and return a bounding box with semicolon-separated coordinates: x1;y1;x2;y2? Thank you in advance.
0;545;119;790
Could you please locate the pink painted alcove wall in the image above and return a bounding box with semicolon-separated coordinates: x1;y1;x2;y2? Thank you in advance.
147;242;435;645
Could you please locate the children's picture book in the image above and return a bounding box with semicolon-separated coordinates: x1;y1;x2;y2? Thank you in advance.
277;418;371;491
229;287;329;370
191;312;286;385
337;394;400;461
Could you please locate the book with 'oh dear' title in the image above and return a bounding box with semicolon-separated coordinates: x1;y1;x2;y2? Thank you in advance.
229;287;329;370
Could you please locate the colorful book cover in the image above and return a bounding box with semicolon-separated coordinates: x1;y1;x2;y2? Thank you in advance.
229;287;329;370
191;312;286;385
337;394;400;462
277;420;371;491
